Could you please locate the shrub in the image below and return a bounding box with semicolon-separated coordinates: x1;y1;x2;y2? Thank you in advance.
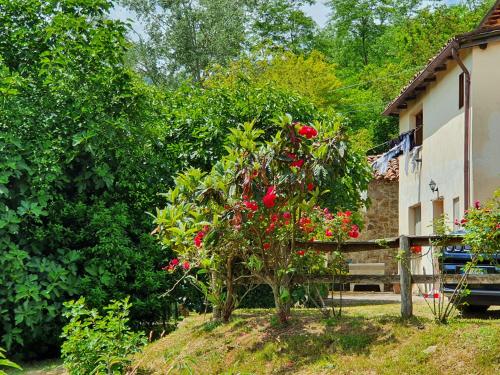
60;297;146;375
155;118;371;323
0;347;21;374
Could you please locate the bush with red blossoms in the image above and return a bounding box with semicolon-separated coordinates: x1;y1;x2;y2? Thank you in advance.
154;116;371;323
461;190;500;257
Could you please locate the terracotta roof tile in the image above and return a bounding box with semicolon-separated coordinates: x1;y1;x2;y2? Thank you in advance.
367;155;399;182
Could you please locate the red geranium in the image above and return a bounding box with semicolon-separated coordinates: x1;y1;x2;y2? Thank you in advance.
296;250;305;256
283;212;291;220
325;229;333;237
307;183;314;191
183;261;190;270
263;242;271;250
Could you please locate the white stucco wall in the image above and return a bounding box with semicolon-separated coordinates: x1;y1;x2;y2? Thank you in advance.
470;41;500;203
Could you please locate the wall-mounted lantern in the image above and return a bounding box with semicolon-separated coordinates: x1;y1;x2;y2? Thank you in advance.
429;179;439;198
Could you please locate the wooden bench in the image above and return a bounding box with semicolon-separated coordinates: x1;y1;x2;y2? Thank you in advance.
348;263;385;292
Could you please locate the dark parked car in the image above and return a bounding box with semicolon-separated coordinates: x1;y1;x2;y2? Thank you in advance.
442;233;500;312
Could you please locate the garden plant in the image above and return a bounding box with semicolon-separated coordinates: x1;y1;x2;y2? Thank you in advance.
154;116;371;323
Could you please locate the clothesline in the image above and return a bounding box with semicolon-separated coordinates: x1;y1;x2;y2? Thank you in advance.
371;129;421;176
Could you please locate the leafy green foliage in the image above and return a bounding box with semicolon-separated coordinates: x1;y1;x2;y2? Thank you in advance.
0;0;199;356
0;347;22;374
159;80;321;173
249;0;317;52
61;297;146;375
206;50;341;109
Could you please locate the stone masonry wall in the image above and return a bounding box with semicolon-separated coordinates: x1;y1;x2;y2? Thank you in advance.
346;180;399;278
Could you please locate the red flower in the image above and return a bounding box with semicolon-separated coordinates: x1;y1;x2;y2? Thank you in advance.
284;220;290;225
263;242;271;250
296;250;305;256
203;225;210;233
454;218;460;226
411;245;422;254
348;224;359;239
307;183;314;191
349;231;359;239
262;186;277;208
423;293;429;298
474;200;481;209
345;210;352;217
298;125;318;139
325;229;333;237
170;258;179;267
244;200;259;211
461;218;468;225
283;212;291;220
287;153;297;160
271;214;279;222
496;223;500;230
299;217;311;225
194;232;205;247
433;292;439;299
291;159;304;168
183;261;190;270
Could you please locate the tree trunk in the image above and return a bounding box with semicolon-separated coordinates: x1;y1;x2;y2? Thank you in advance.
222;255;235;322
211;270;222;321
271;279;291;324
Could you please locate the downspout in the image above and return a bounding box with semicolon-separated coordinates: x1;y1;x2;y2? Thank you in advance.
452;47;471;210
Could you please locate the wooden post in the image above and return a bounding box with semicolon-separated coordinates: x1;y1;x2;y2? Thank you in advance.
399;235;413;319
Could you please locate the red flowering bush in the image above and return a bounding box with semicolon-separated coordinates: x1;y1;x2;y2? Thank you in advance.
154;116;371;323
461;191;500;257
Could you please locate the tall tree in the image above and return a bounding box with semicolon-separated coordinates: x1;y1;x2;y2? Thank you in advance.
323;0;422;67
248;0;317;52
121;0;247;86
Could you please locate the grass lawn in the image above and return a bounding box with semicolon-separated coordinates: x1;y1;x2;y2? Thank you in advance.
133;301;500;375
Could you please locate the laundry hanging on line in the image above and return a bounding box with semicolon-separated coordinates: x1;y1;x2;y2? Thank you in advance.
371;129;417;175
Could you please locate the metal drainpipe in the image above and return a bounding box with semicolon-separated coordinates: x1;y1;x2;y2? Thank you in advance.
452;47;471;210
